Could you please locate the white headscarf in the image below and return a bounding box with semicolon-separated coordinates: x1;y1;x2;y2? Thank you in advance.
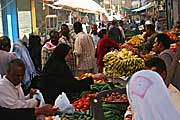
127;70;180;120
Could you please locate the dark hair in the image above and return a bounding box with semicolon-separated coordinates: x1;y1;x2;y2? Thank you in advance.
7;59;25;73
29;35;41;48
0;36;11;49
156;33;172;49
98;29;107;38
61;24;69;28
111;20;118;26
146;24;155;32
73;22;82;34
176;21;180;24
49;30;59;39
145;56;166;74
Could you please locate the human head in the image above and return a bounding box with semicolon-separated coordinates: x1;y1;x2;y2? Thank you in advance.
60;24;70;37
91;24;98;35
145;57;167;80
152;33;172;53
111;20;118;27
29;35;41;48
6;59;25;86
49;30;59;45
98;29;107;38
145;24;155;36
47;43;72;63
127;70;180;120
0;36;11;52
73;22;82;34
175;21;180;28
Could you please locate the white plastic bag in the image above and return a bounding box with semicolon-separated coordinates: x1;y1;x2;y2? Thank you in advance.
33;90;45;107
54;92;75;114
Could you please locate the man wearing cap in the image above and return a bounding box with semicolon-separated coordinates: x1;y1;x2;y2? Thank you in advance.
141;20;158;54
0;36;17;77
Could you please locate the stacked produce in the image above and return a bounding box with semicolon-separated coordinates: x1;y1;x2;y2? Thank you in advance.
100;92;128;103
46;82;126;120
166;32;177;41
126;35;142;46
75;73;107;83
103;48;145;77
71;93;96;112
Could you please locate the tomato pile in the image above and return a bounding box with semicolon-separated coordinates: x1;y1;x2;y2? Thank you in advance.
71;93;96;112
166;32;177;41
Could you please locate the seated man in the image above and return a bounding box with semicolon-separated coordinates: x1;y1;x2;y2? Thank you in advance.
0;59;39;108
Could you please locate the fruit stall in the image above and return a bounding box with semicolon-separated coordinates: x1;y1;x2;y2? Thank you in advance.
44;47;145;120
44;30;180;120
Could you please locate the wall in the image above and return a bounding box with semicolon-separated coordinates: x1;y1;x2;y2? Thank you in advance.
17;0;32;40
1;0;19;42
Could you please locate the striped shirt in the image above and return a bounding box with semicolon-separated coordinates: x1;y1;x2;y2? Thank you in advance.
74;32;95;71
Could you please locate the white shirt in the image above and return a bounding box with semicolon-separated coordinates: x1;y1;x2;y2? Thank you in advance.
168;84;180;112
0;76;38;108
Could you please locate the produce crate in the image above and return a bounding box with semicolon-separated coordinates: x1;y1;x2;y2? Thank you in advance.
96;88;129;114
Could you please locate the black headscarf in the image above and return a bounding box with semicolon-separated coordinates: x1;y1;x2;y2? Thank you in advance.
28;35;42;70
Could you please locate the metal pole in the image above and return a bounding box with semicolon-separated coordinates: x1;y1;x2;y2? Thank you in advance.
165;0;169;30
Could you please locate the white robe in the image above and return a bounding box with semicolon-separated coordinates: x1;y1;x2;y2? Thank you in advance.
127;70;180;120
0;76;38;108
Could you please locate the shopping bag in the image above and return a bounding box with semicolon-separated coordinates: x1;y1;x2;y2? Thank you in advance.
33;90;45;107
54;92;75;114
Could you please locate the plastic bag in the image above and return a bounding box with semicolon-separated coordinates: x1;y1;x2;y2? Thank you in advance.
33;90;45;107
54;92;75;114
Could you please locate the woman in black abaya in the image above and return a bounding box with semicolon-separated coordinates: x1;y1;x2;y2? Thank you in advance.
39;44;97;104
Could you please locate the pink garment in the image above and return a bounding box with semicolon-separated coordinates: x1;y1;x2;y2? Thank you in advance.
43;41;59;51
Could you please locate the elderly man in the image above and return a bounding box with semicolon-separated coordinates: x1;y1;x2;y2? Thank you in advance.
0;59;39;108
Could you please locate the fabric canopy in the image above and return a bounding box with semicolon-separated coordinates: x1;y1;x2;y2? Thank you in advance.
53;0;105;14
131;2;154;12
122;2;154;13
122;7;133;13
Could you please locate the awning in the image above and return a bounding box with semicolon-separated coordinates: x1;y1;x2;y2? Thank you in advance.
121;7;133;13
132;2;154;12
122;2;154;13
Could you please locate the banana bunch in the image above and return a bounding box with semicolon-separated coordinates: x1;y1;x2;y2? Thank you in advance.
103;51;118;77
126;35;142;46
103;48;145;77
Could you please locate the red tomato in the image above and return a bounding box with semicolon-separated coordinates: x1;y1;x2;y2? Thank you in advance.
86;97;90;100
78;100;83;105
82;97;87;102
86;93;91;97
82;107;88;111
83;104;89;110
76;104;83;109
84;101;89;106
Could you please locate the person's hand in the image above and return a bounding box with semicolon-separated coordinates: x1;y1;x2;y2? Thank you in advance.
92;73;106;80
35;104;58;116
30;88;38;98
